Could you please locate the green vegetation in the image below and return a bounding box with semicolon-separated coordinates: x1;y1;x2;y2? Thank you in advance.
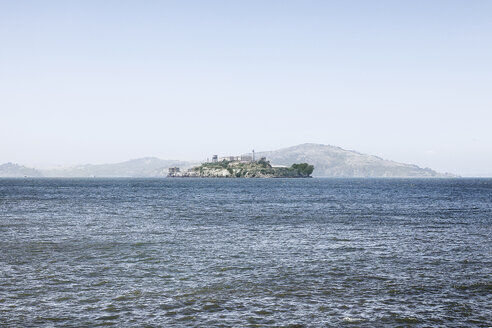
291;163;314;176
190;159;314;178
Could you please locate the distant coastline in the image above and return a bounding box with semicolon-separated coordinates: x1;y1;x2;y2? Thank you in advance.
0;143;460;178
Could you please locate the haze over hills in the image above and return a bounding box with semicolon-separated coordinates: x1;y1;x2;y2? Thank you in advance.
0;163;43;177
256;143;455;178
41;157;195;178
0;144;457;178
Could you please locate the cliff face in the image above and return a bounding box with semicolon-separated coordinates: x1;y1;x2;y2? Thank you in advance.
168;160;313;178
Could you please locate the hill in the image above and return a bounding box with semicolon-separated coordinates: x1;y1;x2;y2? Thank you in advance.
41;157;195;177
0;163;43;177
2;144;456;178
256;143;455;178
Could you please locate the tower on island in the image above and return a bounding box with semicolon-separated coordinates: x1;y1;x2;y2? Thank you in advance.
252;149;255;161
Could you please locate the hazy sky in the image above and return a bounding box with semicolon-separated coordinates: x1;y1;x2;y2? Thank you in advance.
1;1;491;176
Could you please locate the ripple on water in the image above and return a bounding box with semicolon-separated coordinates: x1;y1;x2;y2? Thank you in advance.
0;178;491;326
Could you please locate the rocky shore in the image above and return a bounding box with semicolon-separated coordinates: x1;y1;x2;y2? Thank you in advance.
168;159;314;178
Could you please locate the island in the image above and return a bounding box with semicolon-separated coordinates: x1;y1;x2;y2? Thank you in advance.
168;157;314;178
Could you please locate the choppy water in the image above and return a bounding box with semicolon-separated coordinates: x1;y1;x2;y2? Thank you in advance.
0;178;491;327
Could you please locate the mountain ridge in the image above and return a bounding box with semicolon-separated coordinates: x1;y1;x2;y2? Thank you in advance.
256;143;456;177
0;143;457;178
0;162;43;177
41;157;195;177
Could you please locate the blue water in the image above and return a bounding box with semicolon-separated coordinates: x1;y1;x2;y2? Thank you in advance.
0;178;491;327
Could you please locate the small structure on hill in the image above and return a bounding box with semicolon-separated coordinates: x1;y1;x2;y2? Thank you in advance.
213;150;257;163
168;167;180;174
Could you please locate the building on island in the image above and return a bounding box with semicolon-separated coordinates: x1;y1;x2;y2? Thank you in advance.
213;150;261;163
167;150;272;178
219;156;238;162
168;167;180;174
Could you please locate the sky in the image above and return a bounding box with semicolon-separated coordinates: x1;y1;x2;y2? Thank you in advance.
1;1;491;176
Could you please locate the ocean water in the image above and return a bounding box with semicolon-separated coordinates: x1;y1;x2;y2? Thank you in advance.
0;178;490;327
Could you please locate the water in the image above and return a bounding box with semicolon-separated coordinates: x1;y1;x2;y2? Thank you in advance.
0;178;491;327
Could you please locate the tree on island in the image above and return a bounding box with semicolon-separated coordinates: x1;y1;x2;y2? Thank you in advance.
291;163;314;176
